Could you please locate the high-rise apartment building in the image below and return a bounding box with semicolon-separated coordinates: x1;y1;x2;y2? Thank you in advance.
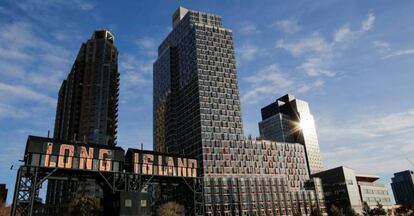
391;170;414;207
259;94;323;175
46;30;119;215
54;30;119;146
154;7;325;215
154;7;244;172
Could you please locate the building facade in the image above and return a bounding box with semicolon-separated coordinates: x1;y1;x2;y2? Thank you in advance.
313;166;392;214
46;30;119;215
154;7;244;172
154;7;325;215
313;166;362;213
54;30;119;146
259;94;323;175
391;170;414;207
203;138;325;215
356;174;392;209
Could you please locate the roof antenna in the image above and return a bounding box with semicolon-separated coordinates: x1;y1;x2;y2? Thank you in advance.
47;130;50;138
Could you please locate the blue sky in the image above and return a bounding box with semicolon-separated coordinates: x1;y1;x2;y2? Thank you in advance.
1;0;414;203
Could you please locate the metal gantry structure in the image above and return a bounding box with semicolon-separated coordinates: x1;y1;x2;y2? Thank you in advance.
11;165;203;216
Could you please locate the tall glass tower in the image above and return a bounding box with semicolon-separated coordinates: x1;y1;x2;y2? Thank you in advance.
54;30;119;146
47;30;119;215
154;7;244;175
259;94;324;175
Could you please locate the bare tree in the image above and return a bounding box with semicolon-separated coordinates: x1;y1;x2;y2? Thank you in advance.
330;204;342;216
69;195;100;216
370;202;386;216
157;202;184;216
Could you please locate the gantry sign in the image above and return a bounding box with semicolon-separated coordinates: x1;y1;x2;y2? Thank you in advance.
11;136;203;216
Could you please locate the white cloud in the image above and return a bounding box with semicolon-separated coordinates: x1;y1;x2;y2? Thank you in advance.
334;24;354;42
297;57;335;77
0;22;39;58
0;103;30;120
120;54;152;74
272;19;300;34
241;64;324;104
383;48;414;59
0;22;70;92
276;12;375;79
0;60;26;78
75;0;95;11
277;34;335;78
136;37;157;50
0;82;55;105
135;37;158;57
120;54;152;88
17;0;94;12
237;44;263;61
373;40;390;49
243;13;378;103
12;0;101;28
333;12;375;43
242;11;377;105
123;71;150;86
319;108;414;175
361;13;375;31
239;22;259;35
296;79;325;94
242;64;293;103
0;21;72;121
52;29;84;42
373;40;391;55
276;33;332;56
375;40;414;59
320;109;414;140
16;0;62;11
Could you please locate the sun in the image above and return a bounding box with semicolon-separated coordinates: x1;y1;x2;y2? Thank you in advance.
298;117;312;132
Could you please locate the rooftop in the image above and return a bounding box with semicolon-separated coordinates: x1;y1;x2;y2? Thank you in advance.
356;174;380;182
92;29;114;43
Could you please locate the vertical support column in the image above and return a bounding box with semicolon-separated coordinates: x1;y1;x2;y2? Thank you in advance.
194;177;204;216
11;167;22;216
28;167;39;216
11;166;40;216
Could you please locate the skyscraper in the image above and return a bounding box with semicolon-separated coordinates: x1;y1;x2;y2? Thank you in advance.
391;170;414;207
154;7;325;215
46;30;119;214
154;7;244;172
54;30;119;146
259;94;324;175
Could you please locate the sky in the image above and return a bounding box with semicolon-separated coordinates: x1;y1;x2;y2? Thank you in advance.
0;0;414;204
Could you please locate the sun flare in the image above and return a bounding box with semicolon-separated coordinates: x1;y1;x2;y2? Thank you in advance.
298;117;312;132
